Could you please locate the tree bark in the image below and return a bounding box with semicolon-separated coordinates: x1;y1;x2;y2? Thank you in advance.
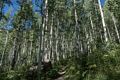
0;31;9;66
98;0;108;42
110;13;120;43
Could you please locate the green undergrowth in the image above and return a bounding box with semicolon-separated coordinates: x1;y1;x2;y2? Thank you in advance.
62;43;120;80
0;43;120;80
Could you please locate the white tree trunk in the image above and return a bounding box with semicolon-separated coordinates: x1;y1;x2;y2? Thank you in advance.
28;40;33;63
111;13;120;43
90;16;94;42
49;14;53;60
73;0;78;35
0;31;9;66
43;0;49;62
98;0;108;42
56;19;59;61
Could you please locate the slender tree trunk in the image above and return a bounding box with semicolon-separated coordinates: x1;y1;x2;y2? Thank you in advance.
98;0;108;42
20;32;27;65
37;17;44;80
0;31;9;66
37;0;48;79
43;0;49;62
11;37;18;70
107;26;112;41
29;40;33;63
90;16;94;41
73;0;78;39
11;28;23;70
110;13;120;43
56;19;60;61
73;0;80;57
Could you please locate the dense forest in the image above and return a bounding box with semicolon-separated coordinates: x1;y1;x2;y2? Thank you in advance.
0;0;120;80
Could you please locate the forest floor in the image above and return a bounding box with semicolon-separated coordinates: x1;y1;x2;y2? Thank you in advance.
55;76;64;80
54;67;66;80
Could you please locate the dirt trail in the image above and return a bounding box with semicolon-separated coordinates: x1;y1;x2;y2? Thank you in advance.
54;71;66;80
55;76;64;80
